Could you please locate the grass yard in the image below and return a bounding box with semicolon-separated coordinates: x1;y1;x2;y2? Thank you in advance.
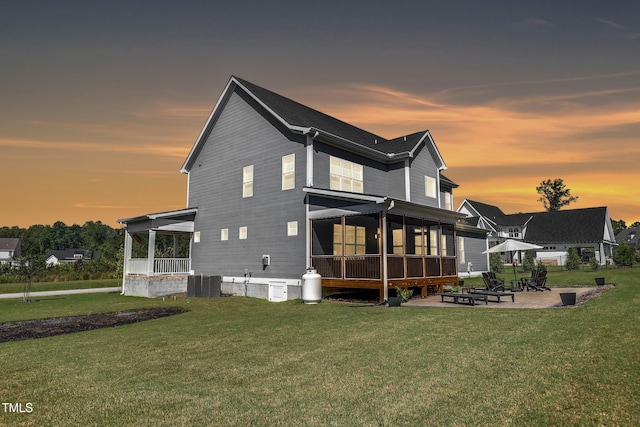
0;268;638;426
0;278;120;294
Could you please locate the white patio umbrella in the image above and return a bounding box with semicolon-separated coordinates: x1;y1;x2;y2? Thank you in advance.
483;239;544;282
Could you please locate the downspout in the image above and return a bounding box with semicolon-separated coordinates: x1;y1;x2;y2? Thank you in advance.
305;131;318;271
404;158;411;202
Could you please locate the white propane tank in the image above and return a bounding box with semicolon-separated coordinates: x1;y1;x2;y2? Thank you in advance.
302;268;322;304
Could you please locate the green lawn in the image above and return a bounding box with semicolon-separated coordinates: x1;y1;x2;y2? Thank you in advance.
0;278;120;294
1;268;638;426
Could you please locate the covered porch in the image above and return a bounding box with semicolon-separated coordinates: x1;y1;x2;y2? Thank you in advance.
117;208;197;297
307;189;464;301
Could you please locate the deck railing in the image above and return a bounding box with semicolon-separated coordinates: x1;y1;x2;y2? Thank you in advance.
127;258;191;275
312;255;457;281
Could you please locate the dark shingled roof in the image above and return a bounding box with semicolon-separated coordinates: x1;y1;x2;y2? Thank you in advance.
235;77;427;156
465;200;507;224
524;207;609;244
440;174;459;188
615;226;639;248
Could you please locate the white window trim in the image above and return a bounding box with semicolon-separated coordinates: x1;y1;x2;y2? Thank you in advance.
242;165;253;198
287;221;298;236
239;226;247;240
220;229;228;241
282;154;295;191
330;156;363;193
444;192;452;210
425;176;436;198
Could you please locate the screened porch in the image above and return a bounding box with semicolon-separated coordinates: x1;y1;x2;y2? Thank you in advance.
311;212;458;301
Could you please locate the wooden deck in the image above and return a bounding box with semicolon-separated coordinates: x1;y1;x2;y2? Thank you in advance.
322;276;459;301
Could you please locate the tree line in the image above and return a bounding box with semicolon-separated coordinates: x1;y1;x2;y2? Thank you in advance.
0;221;124;283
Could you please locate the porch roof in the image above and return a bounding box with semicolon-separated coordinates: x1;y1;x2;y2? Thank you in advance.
117;208;197;233
304;187;467;224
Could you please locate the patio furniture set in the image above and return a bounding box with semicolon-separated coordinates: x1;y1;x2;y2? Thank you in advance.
440;270;549;306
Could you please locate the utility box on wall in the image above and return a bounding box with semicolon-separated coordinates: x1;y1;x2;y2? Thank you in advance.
187;275;221;298
268;281;287;302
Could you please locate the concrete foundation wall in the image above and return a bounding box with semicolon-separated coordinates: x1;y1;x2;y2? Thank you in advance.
221;278;302;302
123;275;188;298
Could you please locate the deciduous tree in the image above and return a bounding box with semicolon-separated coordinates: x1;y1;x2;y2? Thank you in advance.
536;178;579;211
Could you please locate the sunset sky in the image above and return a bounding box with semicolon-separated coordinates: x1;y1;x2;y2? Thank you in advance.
2;1;639;228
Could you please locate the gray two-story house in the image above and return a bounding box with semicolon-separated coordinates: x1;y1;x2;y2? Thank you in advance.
119;76;487;301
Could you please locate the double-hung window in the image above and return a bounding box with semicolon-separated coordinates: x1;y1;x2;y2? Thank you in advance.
444;192;452;210
425;176;436;198
242;165;253;198
330;156;363;193
282;154;295;190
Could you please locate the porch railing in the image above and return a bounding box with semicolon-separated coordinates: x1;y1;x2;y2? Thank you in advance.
127;258;191;275
312;255;457;281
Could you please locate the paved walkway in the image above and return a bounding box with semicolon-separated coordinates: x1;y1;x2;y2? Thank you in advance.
403;287;597;308
0;287;121;300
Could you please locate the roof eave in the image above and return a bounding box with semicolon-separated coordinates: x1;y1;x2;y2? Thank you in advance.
305;128;412;164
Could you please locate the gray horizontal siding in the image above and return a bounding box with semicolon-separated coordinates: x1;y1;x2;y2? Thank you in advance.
458;232;488;273
187;91;307;279
409;144;441;208
312;141;405;198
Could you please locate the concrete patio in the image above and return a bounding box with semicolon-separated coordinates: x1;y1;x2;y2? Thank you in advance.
403;286;606;308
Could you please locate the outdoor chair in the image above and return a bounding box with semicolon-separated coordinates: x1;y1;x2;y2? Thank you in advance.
482;272;506;292
522;270;550;291
487;272;505;287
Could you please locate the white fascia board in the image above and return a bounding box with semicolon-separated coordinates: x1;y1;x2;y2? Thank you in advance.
422;131;447;170
181;77;308;174
119;208;198;225
233;78;308;133
459;200;484;219
308;128;409;163
147;208;198;220
181;78;236;173
303;187;387;204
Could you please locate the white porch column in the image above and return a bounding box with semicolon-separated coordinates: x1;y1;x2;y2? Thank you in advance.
147;230;156;276
382;210;389;301
122;231;133;291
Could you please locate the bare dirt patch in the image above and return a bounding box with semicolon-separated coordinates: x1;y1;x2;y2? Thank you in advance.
0;307;186;343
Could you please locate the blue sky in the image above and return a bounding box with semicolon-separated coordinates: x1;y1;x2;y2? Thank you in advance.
1;1;639;226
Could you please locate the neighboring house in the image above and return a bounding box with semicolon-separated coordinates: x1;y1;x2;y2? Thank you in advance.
45;249;94;266
118;76;487;301
458;199;617;266
616;226;640;249
0;238;21;266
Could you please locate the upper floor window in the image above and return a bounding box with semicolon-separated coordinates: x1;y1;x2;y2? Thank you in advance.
508;227;520;238
239;226;248;240
330;156;363;193
282;154;295;190
287;221;298;236
220;229;228;241
425;176;436;198
444;191;452;210
242;165;253;198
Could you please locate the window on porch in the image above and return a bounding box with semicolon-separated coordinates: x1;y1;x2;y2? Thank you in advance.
311;213;458;281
